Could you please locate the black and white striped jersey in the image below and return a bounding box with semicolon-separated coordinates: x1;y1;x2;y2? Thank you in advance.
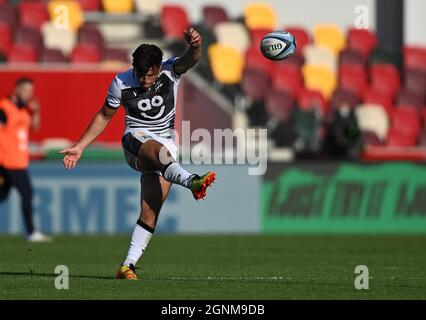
106;57;180;137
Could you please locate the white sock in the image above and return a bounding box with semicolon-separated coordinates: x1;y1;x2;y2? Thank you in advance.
163;163;195;188
123;223;152;267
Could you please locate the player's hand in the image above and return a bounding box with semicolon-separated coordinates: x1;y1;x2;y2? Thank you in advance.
28;99;40;113
58;145;83;170
183;28;201;48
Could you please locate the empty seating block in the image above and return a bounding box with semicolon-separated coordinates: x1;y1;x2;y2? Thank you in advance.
208;44;244;84
244;3;277;30
48;1;84;31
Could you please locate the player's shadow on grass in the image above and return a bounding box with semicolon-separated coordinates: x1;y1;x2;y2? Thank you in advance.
0;271;113;280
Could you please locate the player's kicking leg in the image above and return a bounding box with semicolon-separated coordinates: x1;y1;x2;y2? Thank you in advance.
136;139;216;200
116;174;171;280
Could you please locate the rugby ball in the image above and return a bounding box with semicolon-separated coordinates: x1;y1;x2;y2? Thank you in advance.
260;31;297;61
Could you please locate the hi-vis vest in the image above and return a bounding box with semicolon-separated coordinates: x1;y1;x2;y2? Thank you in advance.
0;98;31;169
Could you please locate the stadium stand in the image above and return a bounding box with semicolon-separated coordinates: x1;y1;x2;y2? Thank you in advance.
0;0;426;155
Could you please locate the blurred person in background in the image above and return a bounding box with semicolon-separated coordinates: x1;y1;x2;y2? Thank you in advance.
322;102;362;160
0;78;51;242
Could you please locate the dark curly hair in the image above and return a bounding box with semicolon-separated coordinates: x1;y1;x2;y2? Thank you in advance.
132;44;163;76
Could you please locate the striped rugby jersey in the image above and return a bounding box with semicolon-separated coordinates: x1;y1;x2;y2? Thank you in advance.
106;57;180;137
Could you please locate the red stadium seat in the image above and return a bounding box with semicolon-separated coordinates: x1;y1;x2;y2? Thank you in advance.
404;46;426;71
0;4;19;30
71;43;101;63
161;5;189;40
386;129;417;147
391;106;421;138
40;48;69;63
280;53;305;68
298;89;327;114
202;5;228;30
0;22;12;56
241;68;270;101
285;26;310;51
265;89;295;123
339;64;368;97
386;106;421;147
14;26;44;56
339;63;367;79
245;46;273;75
417;129;426;147
102;47;129;63
421;108;426;127
8;43;38;62
339;48;366;66
77;0;102;12
78;26;104;49
363;89;394;115
271;63;303;98
249;28;273;47
404;69;426;98
370;64;401;97
18;2;49;31
347;28;377;58
396;89;424;108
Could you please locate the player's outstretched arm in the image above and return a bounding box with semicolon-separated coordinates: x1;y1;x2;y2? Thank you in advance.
58;103;117;169
173;27;202;75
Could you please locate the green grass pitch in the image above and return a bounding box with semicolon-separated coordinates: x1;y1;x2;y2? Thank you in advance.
0;235;425;299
